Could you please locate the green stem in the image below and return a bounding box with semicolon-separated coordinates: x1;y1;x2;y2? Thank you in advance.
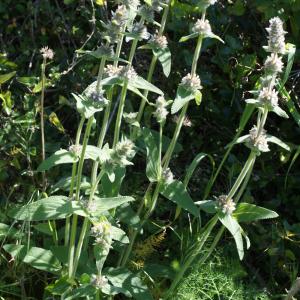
40;58;46;191
113;37;139;147
227;151;256;200
72;170;105;277
65;116;85;246
68;117;93;278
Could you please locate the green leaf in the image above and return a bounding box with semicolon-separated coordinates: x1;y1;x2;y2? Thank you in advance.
88;196;135;216
142;128;160;182
37;149;77;172
0;223;20;239
130;76;164;95
3;244;61;274
123;273;153;300
17;76;38;87
171;85;195;114
179;32;199;42
0;71;16;84
0;90;13;115
272;105;289;119
160;180;199;216
33;223;53;236
194;90;202;105
102;167;126;197
51;176;91;193
205;32;225;43
8;196;73;221
266;135;290;151
195;200;216;213
65;285;96;300
233;203;278;222
218;213;245;260
111;226;129;244
282;43;296;86
153;47;171;77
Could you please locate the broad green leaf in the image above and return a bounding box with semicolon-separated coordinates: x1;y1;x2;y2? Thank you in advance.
46;276;72;295
266;135;290;151
282;43;296;86
195;200;216;213
0;223;20;239
0;71;16;84
8;196;72;221
206;32;224;43
179;32;199;42
102;167;126;197
233;203;278;222
49;112;65;133
194;90;202;105
51;175;91;193
233;134;250;145
17;76;38;87
130;76;163;95
111;226;129;244
160;180;199;216
3;244;61;274
142;128;160;182
0;91;13;115
87;196;135;216
171;85;195;114
123;273;153;300
272;105;289;119
218;213;244;260
184;153;214;188
37;149;77;172
153;47;171;77
33;223;53;236
65;285;96;300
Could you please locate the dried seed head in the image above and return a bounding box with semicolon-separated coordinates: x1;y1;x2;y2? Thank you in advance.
91;274;109;290
68;144;82;156
258;87;278;107
216;195;236;215
153;96;169;123
162;168;174;184
265;17;286;54
264;53;283;74
149;34;168;49
192;19;212;35
138;5;155;22
248;125;270;152
181;73;202;92
40;46;54;60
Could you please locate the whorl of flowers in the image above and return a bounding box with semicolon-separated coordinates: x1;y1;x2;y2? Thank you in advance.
173;115;192;127
215;195;236;215
91;220;112;247
257;87;278;108
162;168;174;184
68;144;82;157
180;73;202;92
192;19;212;35
138;5;155;22
153;96;169;123
84;87;109;108
123;112;138;124
119;65;138;80
111;5;128;27
91;274;109;290
265;17;286;54
96;44;115;58
129;22;150;41
151;0;166;12
264;53;283;75
104;64;122;77
116;0;140;10
248;125;269;152
149;34;168;49
110;137;135;167
40;46;54;60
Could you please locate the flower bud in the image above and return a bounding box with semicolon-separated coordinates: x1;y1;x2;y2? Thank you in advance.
181;73;202;92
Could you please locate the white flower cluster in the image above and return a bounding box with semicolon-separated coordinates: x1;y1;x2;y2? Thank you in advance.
181;73;202;92
216;195;236;215
153;96;169;123
264;53;283;75
84;87;109;109
265;17;286;54
91;274;110;290
248;125;270;152
40;46;54;60
123;112;138;124
257;87;278;108
149;34;168;49
68;144;82;157
110;137;135;167
91;220;112;248
192;19;212;35
162;167;174;184
104;65;138;81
